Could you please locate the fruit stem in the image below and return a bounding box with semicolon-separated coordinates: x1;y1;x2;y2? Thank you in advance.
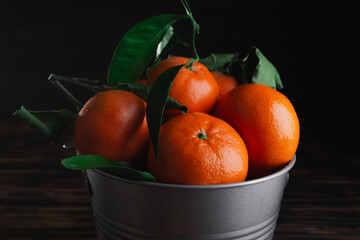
181;0;200;69
48;74;108;112
197;131;208;140
49;79;84;112
49;74;104;92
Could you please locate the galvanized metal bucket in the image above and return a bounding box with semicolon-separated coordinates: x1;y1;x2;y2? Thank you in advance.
84;155;296;240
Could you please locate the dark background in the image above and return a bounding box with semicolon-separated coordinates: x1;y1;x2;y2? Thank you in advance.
2;1;359;136
2;0;359;191
1;0;360;239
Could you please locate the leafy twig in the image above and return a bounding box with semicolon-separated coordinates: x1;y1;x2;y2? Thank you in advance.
181;0;200;69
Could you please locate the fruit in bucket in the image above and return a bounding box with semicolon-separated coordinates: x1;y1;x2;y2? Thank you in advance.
74;90;149;166
147;112;248;185
213;83;300;178
12;2;301;238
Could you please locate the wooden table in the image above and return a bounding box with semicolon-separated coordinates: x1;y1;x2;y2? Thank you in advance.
1;120;359;239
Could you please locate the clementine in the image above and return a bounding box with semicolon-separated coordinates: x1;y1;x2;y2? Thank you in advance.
213;83;300;178
146;56;219;115
211;71;238;99
74;90;149;165
147;112;248;185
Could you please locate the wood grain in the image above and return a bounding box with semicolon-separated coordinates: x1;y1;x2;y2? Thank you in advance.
0;120;97;240
1;120;359;239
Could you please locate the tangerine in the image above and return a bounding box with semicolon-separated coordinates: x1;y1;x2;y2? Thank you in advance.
147;112;248;185
147;56;219;115
74;90;149;165
211;71;238;99
213;83;300;178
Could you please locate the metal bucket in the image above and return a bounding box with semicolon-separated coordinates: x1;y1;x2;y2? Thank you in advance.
85;155;296;240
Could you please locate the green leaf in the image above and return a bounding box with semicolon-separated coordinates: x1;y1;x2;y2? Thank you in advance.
154;26;179;63
146;64;186;161
116;82;188;113
13;107;76;143
62;154;132;169
61;155;156;181
146;28;180;78
107;14;184;85
240;47;283;90
199;53;239;73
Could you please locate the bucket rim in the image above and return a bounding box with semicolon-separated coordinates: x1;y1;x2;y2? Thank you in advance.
90;154;296;190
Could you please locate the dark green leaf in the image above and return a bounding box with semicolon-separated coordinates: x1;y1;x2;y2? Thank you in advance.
240;47;283;90
62;154;132;169
199;53;239;73
116;82;188;113
154;26;179;63
146;65;185;161
13;107;76;143
107;14;184;85
144;27;176;79
62;154;156;181
163;96;188;113
145;28;180;78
